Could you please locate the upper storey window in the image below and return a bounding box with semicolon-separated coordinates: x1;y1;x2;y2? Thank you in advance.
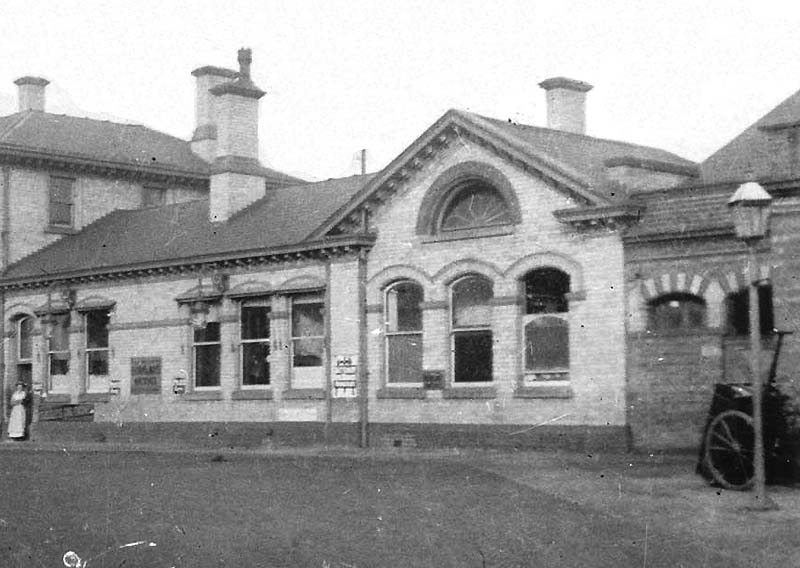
49;176;74;227
439;181;513;231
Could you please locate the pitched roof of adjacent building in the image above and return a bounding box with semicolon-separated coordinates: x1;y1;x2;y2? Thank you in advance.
0;110;301;185
700;88;800;184
2;174;375;282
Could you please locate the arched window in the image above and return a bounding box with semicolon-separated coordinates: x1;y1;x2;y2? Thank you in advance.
451;275;493;383
648;293;706;331
439;180;513;231
523;268;570;381
385;281;423;384
725;285;774;336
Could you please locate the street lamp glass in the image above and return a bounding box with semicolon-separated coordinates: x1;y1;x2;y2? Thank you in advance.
728;181;772;240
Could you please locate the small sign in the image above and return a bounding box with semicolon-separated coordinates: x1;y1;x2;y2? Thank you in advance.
131;357;162;395
334;354;358;398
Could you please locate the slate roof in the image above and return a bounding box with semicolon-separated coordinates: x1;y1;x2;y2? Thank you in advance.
469;112;697;194
624;184;737;240
700;88;800;184
0;111;301;185
2;174;375;281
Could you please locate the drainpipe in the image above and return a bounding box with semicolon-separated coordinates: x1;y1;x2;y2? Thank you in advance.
358;249;368;448
0;167;8;435
2;166;9;272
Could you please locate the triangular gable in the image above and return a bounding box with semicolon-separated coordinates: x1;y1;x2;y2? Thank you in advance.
309;109;610;239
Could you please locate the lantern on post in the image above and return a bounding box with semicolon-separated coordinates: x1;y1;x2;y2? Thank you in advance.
189;270;210;330
727;180;776;510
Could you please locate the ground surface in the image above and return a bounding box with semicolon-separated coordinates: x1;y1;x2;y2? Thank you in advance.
0;446;797;567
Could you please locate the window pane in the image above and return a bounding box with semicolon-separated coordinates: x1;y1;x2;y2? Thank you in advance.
453;330;493;382
726;286;774;336
293;337;324;367
386;282;423;332
50;313;71;351
50;203;72;226
50;178;73;203
50;352;69;376
195;344;220;387
648;293;706;331
292;301;323;337
440;184;512;230
525;316;569;371
18;317;33;360
87;350;108;376
242;342;270;385
86;310;110;348
242;306;270;340
194;321;220;343
387;333;423;383
143;187;166;207
525;268;570;314
452;277;493;327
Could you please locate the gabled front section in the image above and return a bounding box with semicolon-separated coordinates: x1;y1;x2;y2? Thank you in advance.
314;107;639;449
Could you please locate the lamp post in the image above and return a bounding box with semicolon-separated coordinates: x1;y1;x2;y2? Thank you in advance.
727;180;776;510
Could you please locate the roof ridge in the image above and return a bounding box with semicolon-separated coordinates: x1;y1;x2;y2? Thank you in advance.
466;110;694;164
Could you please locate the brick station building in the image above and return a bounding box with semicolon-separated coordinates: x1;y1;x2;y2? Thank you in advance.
1;49;796;451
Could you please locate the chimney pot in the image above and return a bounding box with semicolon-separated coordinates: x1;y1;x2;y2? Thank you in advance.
539;76;593;135
238;48;252;79
14;76;49;112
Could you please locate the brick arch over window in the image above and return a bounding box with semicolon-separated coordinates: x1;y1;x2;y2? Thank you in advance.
505;252;585;297
416;161;522;236
433;258;503;288
367;265;432;305
639;271;715;302
5;304;37;334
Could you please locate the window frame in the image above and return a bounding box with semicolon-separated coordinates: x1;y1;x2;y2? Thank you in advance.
17;316;34;364
49;175;75;228
47;312;71;387
384;280;424;386
289;293;326;389
437;181;514;233
239;299;271;389
522;268;571;382
725;284;774;337
450;275;494;384
193;320;221;390
84;309;110;392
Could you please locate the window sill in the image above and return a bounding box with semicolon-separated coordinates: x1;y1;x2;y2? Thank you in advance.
231;389;273;400
78;393;112;403
377;387;426;399
45;225;79;235
422;225;514;243
442;386;496;399
283;388;326;400
514;385;573;399
181;391;222;401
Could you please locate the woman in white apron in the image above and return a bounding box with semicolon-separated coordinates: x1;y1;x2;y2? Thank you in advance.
8;381;28;440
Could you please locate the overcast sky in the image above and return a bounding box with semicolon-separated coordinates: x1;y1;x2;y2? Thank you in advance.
2;1;799;181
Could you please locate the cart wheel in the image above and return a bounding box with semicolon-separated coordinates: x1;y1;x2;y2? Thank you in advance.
704;409;754;490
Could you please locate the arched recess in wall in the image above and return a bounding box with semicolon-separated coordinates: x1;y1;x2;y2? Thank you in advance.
416;161;522;237
638;271;723;331
367;265;432;305
505;252;585;299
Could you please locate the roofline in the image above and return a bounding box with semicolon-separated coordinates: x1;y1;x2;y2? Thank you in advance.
604;156;699;177
308;109;607;240
0;143;210;183
0;234;376;290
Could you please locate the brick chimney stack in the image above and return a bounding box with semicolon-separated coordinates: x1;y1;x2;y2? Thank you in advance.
14;76;49;112
205;48;267;223
539;77;593;135
190;66;238;162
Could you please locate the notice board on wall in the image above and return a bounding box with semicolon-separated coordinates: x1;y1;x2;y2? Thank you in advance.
131;357;162;395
